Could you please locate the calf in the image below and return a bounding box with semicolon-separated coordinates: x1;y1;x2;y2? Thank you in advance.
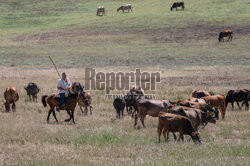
24;82;40;102
113;97;126;119
158;112;201;144
170;2;184;11
202;95;226;119
4;87;19;112
78;91;93;115
226;89;249;111
218;30;233;42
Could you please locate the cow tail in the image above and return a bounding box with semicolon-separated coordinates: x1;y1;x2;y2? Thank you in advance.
42;95;48;107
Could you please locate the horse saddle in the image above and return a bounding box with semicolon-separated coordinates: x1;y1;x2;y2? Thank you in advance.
54;94;70;109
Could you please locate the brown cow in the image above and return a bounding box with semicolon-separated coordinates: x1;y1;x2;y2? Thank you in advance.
168;106;216;131
4;87;19;112
192;90;214;98
218;30;233;42
78;91;93;115
202;95;226;119
158;112;201;144
177;100;219;119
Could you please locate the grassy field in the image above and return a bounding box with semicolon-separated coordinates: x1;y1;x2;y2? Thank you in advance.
0;0;250;165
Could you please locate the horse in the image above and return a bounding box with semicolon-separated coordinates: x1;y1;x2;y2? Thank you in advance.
97;6;105;16
42;82;83;124
218;30;233;42
117;4;133;13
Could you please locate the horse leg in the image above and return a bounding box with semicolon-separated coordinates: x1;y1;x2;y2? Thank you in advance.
231;102;234;110
173;133;177;141
85;107;88;115
236;101;241;110
122;109;124;118
65;110;72;122
71;110;75;124
52;110;59;123
47;110;52;123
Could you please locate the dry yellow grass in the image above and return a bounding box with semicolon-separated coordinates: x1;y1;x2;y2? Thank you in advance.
0;66;249;165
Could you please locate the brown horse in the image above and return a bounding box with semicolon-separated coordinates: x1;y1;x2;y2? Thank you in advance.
42;82;83;124
4;87;19;112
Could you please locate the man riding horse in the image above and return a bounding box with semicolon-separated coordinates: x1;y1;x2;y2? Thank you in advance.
56;72;71;112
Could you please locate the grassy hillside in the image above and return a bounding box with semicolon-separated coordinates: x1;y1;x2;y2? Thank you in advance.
0;0;249;67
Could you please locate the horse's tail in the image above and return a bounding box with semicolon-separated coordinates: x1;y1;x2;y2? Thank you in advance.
42;95;48;107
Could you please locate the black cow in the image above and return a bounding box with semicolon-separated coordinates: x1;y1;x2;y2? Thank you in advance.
170;2;185;11
24;82;40;102
113;97;126;118
226;89;249;111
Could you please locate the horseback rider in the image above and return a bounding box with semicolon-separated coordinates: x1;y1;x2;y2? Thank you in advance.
56;72;71;112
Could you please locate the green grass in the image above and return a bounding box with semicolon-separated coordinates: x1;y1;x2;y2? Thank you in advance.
0;0;249;67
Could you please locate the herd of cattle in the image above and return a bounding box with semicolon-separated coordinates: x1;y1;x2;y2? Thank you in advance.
96;2;233;42
114;88;249;144
1;82;249;144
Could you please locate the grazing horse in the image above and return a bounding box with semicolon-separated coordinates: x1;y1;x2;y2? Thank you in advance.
78;91;93;115
24;82;40;102
4;87;19;112
218;30;233;42
117;4;133;13
170;2;185;11
42;82;83;124
226;89;249;111
97;6;105;16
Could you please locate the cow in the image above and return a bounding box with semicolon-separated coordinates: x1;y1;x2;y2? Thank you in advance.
117;4;133;13
168;106;216;131
124;87;144;116
158;112;201;144
177;100;219;119
113;97;126;119
4;87;19;112
192;89;214;98
134;99;173;128
218;30;233;42
24;82;40;102
78;91;93;115
202;95;226;119
97;6;105;16
170;2;184;11
226;89;249;111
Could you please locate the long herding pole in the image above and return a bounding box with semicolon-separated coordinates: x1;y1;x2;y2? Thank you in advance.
48;56;61;79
